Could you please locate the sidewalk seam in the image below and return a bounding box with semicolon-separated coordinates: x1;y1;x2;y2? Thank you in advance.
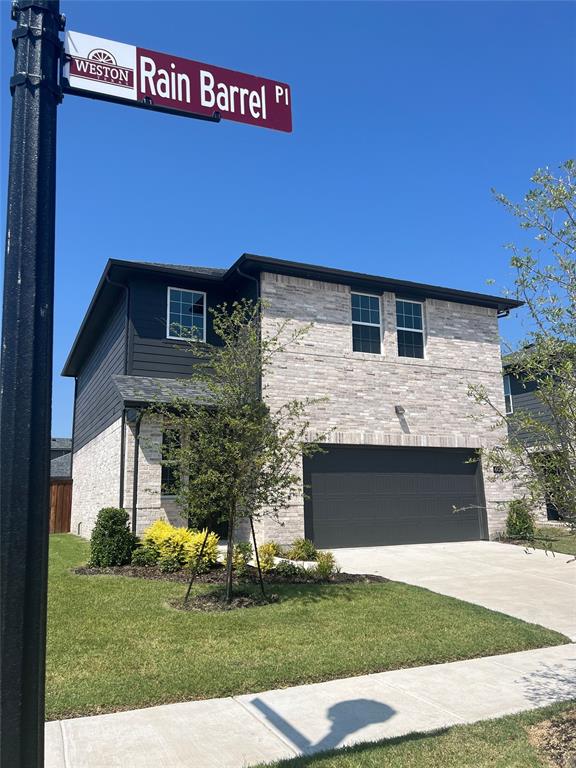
233;696;301;758
59;720;70;768
373;679;467;724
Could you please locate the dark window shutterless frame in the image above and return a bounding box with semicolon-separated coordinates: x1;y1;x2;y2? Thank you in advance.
351;292;382;354
166;287;206;341
396;298;425;358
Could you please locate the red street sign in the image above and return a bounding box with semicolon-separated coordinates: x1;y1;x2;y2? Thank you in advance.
63;31;292;132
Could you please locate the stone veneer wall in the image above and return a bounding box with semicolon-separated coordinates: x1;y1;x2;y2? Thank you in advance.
71;418;123;537
254;271;519;545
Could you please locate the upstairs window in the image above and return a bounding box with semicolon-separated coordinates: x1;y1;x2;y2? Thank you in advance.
351;293;381;354
396;299;424;358
167;287;206;341
503;374;513;415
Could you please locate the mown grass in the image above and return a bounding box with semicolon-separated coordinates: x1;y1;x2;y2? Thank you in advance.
258;702;576;768
47;534;568;721
530;526;576;557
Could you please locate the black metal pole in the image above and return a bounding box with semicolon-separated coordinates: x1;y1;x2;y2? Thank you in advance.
0;2;62;766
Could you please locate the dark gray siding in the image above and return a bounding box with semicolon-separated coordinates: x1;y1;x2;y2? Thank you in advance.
74;295;127;451
508;374;555;444
128;274;256;378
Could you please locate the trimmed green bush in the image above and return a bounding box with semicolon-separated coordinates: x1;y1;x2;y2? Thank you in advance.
287;537;318;561
89;508;136;567
274;560;309;579
506;499;536;540
131;545;158;567
313;551;337;580
158;552;182;573
232;541;253;576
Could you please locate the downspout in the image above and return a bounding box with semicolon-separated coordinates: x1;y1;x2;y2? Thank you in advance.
118;410;126;509
126;408;143;535
105;274;131;509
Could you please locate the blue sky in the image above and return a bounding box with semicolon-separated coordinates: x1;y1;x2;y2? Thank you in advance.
1;1;575;436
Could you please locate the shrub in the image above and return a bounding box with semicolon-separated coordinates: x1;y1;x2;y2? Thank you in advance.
131;545;158;567
313;551;337;580
274;560;309;580
287;537;318;561
158;552;181;573
233;541;253;577
506;499;536;540
89;508;136;567
257;542;279;573
142;520;219;570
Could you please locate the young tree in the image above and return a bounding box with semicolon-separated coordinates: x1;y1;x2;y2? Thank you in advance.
151;299;329;601
469;160;575;534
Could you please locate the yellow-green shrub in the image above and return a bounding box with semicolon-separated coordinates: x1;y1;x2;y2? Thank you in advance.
142;520;219;570
257;542;279;572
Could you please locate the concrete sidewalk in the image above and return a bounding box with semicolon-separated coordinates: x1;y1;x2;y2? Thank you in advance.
46;643;576;768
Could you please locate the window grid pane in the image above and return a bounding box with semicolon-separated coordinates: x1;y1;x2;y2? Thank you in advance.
353;323;381;354
168;289;205;340
351;293;381;354
396;300;423;330
397;329;424;359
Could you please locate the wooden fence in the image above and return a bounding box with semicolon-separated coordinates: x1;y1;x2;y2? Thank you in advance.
50;479;72;534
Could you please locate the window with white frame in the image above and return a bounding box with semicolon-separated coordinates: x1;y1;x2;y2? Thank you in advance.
167;287;206;341
503;374;513;415
396;299;424;358
351;293;381;354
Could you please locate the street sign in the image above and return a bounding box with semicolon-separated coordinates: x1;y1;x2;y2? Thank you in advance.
63;31;292;132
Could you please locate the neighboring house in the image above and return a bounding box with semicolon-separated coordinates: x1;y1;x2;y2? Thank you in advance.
51;437;72;467
502;352;564;521
63;255;521;546
50;437;72;533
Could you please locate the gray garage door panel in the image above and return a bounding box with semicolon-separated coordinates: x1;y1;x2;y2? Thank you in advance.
304;447;487;548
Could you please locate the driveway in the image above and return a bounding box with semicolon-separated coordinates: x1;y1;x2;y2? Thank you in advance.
331;541;576;640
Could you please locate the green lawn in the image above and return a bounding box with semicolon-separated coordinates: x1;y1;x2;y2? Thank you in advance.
530;525;576;556
257;702;576;768
47;534;568;721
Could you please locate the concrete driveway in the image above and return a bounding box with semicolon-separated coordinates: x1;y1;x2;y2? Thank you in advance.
331;541;576;640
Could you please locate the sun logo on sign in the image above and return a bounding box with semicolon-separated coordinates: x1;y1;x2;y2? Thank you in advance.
87;49;118;66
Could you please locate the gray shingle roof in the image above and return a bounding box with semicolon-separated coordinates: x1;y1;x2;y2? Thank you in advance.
112;375;212;406
51;453;71;478
51;437;72;451
130;262;226;277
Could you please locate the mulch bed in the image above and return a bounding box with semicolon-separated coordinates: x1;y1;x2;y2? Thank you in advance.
73;563;388;585
528;708;576;767
168;591;280;612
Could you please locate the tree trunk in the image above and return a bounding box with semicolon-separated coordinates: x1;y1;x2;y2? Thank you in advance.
250;516;266;598
224;511;235;603
184;528;210;604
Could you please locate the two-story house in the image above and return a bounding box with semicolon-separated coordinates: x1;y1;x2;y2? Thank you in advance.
63;254;521;547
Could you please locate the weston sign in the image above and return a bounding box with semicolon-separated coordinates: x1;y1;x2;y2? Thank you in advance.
63;31;292;132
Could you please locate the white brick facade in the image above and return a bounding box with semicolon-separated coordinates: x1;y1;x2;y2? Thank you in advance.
72;415;186;539
254;271;516;543
71;418;123;537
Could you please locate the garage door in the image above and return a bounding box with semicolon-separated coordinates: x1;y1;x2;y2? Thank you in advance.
303;446;487;548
